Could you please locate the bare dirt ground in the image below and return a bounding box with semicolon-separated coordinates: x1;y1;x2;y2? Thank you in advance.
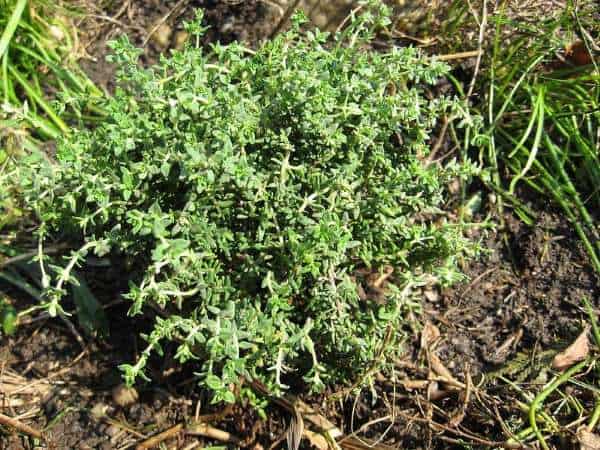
76;0;277;90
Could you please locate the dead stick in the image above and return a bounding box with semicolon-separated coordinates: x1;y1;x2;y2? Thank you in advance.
435;50;482;61
466;0;488;98
136;423;183;450
143;0;187;46
426;115;450;166
268;0;301;39
58;312;88;352
430;353;462;388
186;423;241;444
0;243;69;270
0;412;44;440
104;417;146;440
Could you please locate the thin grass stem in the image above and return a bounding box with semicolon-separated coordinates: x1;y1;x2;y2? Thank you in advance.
529;359;590;450
7;64;69;134
0;0;28;60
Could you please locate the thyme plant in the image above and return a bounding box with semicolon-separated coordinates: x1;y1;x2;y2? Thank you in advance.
18;6;477;401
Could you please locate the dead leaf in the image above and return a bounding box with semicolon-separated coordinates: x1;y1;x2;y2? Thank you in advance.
553;326;590;370
173;31;189;50
429;353;458;385
303;429;330;450
151;23;172;48
420;321;441;350
296;400;342;439
566;41;593;66
577;427;600;450
286;405;304;450
487;329;523;365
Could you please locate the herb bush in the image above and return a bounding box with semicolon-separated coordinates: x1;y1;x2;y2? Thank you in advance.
18;6;477;401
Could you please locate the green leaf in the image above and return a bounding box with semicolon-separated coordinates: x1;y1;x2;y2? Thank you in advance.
205;374;223;391
71;273;109;338
221;390;236;404
0;300;17;336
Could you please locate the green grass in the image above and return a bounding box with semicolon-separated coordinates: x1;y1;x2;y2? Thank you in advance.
495;74;600;272
0;0;104;147
482;0;599;272
444;0;600;274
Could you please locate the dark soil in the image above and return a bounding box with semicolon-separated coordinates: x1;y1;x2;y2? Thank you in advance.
77;0;277;91
2;3;599;449
432;211;598;374
310;208;599;450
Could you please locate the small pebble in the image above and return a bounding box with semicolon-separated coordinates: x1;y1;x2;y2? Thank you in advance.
151;23;172;48
49;25;65;42
424;289;439;302
313;13;328;29
220;18;235;34
111;384;139;407
90;402;110;419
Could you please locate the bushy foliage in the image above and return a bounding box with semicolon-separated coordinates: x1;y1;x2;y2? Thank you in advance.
18;7;476;401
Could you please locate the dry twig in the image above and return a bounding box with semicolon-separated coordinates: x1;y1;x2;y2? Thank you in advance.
466;0;488;98
143;0;188;46
436;49;483;61
136;423;183;450
269;0;301;39
186;423;241;444
0;412;44;440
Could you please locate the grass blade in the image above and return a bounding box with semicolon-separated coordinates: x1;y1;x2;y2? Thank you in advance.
0;0;27;60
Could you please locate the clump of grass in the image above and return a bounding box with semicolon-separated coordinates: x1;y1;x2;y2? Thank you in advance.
14;6;478;402
0;0;103;144
485;2;599;273
484;0;600;273
442;0;600;274
494;71;600;272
